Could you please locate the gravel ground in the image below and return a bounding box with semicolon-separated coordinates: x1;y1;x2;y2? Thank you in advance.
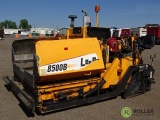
0;37;160;120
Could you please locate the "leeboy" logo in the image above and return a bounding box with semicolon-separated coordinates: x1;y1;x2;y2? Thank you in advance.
81;57;99;67
39;53;99;75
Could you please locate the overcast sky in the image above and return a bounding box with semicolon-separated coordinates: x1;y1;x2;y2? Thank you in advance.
0;0;160;29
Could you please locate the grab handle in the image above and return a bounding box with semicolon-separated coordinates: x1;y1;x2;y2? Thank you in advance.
84;72;91;76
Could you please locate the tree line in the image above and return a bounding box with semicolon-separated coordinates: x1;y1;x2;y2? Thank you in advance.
0;19;32;29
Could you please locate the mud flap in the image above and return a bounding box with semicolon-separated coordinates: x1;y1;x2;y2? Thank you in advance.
122;65;155;99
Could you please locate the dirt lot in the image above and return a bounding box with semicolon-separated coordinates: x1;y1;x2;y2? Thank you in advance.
0;37;160;120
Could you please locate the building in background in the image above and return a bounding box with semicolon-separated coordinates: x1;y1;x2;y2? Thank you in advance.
4;29;30;36
20;29;30;36
3;28;56;36
4;29;19;35
58;27;69;36
30;28;55;36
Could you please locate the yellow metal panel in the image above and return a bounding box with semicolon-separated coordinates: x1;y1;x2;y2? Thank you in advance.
119;57;133;80
38;93;54;101
35;38;104;81
37;78;100;101
102;58;120;88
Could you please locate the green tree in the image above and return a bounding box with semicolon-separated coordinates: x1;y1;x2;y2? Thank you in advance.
28;24;32;29
0;20;17;29
19;19;32;29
